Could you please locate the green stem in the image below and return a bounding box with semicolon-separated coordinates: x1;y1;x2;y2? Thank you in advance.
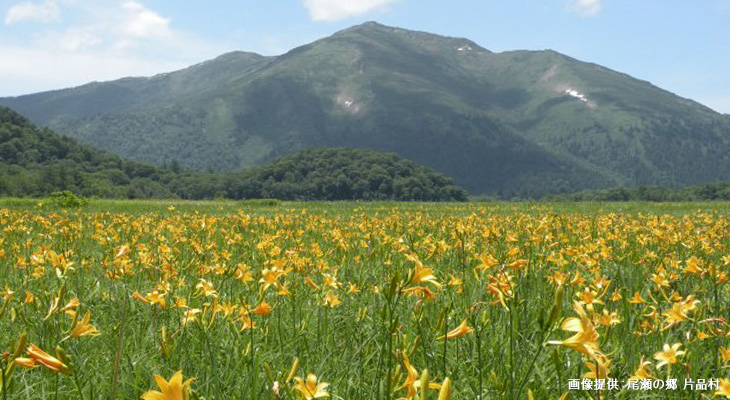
1;359;8;400
72;372;86;400
514;325;556;396
509;301;515;400
250;323;256;400
476;324;483;400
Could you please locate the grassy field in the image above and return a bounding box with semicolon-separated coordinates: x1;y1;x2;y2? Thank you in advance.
2;199;730;399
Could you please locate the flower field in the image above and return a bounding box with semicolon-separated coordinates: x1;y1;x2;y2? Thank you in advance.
2;201;730;399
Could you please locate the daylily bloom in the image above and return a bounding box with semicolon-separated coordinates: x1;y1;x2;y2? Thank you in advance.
323;291;341;308
252;300;272;316
406;254;441;288
68;310;102;338
260;268;288;292
398;353;441;400
629;292;646;304
141;370;195;400
1;286;14;301
347;283;360;294
629;356;653;380
548;301;602;359
195;279;218;298
720;347;730;364
292;373;329;399
181;309;201;326
438;319;474;340
402;286;437;302
61;298;80;313
583;355;611;380
716;378;730;398
12;357;36;368
26;344;71;375
437;377;451;400
654;343;685;369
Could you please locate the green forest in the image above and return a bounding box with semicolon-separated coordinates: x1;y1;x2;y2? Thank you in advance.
0;106;467;201
544;183;730;202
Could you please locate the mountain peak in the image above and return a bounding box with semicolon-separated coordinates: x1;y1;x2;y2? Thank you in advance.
331;21;491;54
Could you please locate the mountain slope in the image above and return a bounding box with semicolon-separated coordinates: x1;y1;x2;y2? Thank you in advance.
0;106;177;198
3;22;730;197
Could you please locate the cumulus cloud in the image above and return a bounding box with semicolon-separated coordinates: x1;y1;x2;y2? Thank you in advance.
59;26;102;51
4;0;60;25
0;42;187;95
0;1;232;97
303;0;401;21
120;1;172;39
567;0;602;17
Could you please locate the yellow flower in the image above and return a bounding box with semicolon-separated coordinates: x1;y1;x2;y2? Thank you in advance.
548;302;601;359
24;290;35;304
12;357;36;369
583;355;611;380
398;353;441;400
662;299;699;329
292;373;329;399
323;291;341;308
195;279;218;298
448;275;462;287
181;309;201;326
402;286;437;301
629;356;653;380
594;309;620;327
629;292;646;304
720;347;730;363
347;283;360;294
406;254;441;288
61;298;80;315
260;268;287;292
68;310;102;338
438;319;474;340
305;277;320;291
716;378;730;398
141;370;195;400
26;344;71;375
654;343;685;369
252;300;272;316
576;288;604;312
2;286;15;301
437;377;451;400
239;316;256;331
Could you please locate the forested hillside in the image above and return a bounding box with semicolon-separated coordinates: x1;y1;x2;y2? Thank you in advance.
0;107;467;201
0;106;177;198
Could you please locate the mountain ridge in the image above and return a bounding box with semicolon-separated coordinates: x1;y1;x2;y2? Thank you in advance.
2;21;729;197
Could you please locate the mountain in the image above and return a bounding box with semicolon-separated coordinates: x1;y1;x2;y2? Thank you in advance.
3;22;730;197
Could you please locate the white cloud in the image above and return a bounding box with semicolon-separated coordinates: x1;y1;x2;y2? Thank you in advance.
0;43;187;95
59;26;102;51
0;1;233;97
4;0;60;25
119;1;172;39
303;0;401;21
567;0;602;17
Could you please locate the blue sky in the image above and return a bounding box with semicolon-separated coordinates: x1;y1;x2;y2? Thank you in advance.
1;0;729;113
